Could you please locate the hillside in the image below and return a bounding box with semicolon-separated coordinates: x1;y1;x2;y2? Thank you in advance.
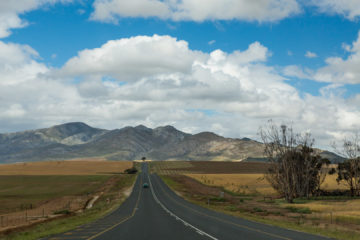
0;122;342;163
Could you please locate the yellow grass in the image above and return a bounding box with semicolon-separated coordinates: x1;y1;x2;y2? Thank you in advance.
286;199;360;217
0;160;133;175
186;173;349;196
320;174;349;191
186;173;277;195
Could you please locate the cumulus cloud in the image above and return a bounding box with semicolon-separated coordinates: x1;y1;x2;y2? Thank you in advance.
1;35;360;149
0;41;48;85
59;35;205;81
0;0;73;38
310;0;360;20
91;0;301;23
314;31;360;84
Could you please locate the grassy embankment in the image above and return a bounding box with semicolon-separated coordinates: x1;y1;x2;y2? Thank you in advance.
152;161;360;240
0;160;137;240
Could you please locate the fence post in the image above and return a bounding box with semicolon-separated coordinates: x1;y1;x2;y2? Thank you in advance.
43;208;45;218
330;212;332;224
25;210;28;222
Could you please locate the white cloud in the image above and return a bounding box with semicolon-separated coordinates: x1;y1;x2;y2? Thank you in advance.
305;51;317;58
91;0;170;23
314;31;360;84
310;0;360;20
0;0;73;38
0;41;48;85
1;35;360;150
283;65;313;79
59;35;205;81
91;0;301;23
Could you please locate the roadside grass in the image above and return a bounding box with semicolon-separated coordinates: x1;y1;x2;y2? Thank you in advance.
160;174;360;240
0;175;110;214
1;174;137;240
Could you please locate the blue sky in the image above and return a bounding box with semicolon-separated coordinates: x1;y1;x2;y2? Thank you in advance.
5;1;360;96
1;0;360;148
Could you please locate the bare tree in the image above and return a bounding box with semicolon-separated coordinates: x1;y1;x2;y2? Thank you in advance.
259;120;329;203
333;132;360;196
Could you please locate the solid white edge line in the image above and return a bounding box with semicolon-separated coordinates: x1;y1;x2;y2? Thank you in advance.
147;173;219;240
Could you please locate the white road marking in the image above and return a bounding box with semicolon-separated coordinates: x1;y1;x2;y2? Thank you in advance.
147;174;218;240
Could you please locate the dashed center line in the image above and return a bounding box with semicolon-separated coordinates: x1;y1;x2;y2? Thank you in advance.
147;173;218;240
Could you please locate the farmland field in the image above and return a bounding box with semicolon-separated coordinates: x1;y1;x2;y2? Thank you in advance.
0;160;133;175
150;161;270;174
186;173;276;195
185;173;349;196
0;160;137;238
0;160;134;214
0;175;111;214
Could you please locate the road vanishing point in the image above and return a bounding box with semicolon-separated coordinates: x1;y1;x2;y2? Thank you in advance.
45;163;331;240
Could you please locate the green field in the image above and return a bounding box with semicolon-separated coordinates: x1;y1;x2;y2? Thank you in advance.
0;175;111;214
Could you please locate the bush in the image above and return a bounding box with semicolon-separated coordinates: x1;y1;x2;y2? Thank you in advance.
209;197;226;202
286;206;312;214
124;167;138;174
54;210;71;215
253;207;265;213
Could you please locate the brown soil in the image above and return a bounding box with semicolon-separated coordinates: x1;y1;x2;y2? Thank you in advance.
172;161;270;174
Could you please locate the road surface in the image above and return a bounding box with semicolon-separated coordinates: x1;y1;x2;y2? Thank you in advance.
45;163;332;240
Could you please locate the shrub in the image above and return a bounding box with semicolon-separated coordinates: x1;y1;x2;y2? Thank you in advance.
286;206;312;214
124;167;138;174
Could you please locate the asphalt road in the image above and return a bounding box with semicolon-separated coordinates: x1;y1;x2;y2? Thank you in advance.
46;163;332;240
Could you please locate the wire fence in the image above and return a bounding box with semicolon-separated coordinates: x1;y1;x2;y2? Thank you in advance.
0;196;89;230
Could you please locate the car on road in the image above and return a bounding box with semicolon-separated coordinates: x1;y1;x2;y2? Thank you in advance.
143;183;149;188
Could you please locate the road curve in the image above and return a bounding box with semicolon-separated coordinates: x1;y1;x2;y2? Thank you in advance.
45;163;332;240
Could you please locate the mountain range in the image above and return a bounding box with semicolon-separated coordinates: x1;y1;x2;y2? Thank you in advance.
0;122;343;164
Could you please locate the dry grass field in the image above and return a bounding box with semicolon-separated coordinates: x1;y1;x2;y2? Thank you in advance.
185;173;349;196
0;160;133;175
186;173;276;195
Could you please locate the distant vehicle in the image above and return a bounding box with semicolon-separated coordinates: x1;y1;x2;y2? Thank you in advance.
143;183;149;188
